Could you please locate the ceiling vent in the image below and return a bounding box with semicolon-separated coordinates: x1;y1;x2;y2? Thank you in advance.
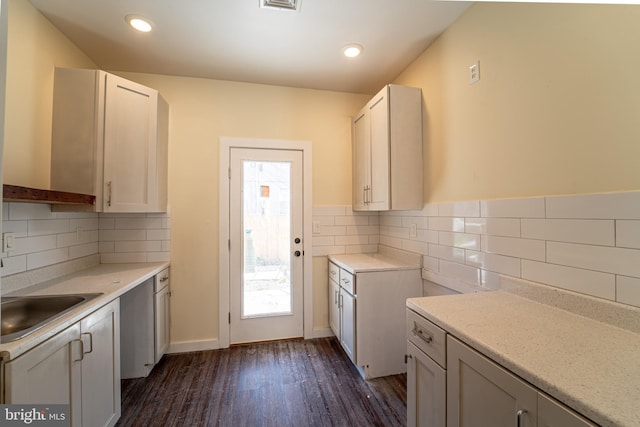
260;0;302;12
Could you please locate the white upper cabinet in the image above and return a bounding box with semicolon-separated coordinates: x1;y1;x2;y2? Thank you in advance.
50;68;168;212
352;84;423;211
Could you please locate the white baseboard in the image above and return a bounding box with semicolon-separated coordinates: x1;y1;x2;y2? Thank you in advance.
167;339;220;354
311;327;335;339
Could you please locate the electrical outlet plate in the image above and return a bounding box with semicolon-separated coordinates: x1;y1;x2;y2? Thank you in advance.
410;224;417;238
469;61;480;85
3;232;15;253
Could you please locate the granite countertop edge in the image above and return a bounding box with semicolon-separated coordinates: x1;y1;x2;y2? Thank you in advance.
406;290;640;427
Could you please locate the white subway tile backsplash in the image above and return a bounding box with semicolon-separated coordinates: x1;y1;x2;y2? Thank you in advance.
547;242;640;278
466;250;521;277
28;219;70;236
429;244;466;263
438;232;480;250
401;216;428;229
115;217;163;230
402;239;428;255
522;219;615;246
423;255;439;272
310;194;640;308
481;197;545;218
99;229;147;242
345;244;378;254
480;270;501;289
465;218;521;237
380;226;409;240
429;217;465;232
346;225;378;236
380;215;403;227
617;221;640;249
617;276;640;307
438;200;480;218
8;202;55;220
11;235;57;256
482;235;546;261
439;260;480;286
1;202;170;279
546;191;640;220
335;235;369;246
100;253;148;263
115;241;162;253
27;248;69;270
70;242;100;259
335;215;370;226
522;260;616;300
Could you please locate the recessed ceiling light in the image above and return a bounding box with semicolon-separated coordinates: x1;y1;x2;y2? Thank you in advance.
126;15;153;33
343;44;363;58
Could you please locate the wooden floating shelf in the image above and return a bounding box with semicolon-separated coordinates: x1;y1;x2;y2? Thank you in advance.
3;184;96;205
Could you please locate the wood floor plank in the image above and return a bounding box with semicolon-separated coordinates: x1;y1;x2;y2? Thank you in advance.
117;337;406;427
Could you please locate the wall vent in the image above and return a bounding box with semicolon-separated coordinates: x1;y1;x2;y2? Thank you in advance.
260;0;302;12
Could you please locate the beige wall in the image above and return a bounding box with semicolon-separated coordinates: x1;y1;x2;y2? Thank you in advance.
3;0;96;188
92;72;368;343
394;3;640;203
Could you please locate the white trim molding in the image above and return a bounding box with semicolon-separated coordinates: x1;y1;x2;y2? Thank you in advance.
218;137;313;348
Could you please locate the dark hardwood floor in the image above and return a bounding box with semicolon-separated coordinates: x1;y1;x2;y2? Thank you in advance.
117;337;407;427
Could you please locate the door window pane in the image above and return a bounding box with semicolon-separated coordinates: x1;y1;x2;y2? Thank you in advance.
242;161;292;317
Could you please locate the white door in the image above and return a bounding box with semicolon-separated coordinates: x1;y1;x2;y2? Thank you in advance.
229;148;304;344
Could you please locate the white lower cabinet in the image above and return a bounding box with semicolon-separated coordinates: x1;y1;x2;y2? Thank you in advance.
329;260;422;379
5;300;121;427
406;342;446;427
407;310;597;427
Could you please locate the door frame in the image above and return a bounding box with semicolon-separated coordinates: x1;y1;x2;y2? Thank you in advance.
219;137;313;348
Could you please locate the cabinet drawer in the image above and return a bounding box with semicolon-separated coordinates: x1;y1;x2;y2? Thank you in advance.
155;267;170;292
329;262;340;285
339;269;355;294
407;309;446;368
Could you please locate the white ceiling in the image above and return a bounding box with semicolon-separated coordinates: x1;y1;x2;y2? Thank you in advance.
28;0;471;94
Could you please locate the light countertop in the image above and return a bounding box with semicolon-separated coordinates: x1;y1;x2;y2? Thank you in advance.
329;251;421;274
407;284;640;427
0;262;169;360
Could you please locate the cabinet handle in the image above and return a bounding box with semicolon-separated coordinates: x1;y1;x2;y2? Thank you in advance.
404;354;413;363
73;339;84;362
515;409;527;427
339;293;343;308
412;325;433;344
106;181;112;207
160;276;169;282
330;270;337;277
82;332;94;354
334;290;339;305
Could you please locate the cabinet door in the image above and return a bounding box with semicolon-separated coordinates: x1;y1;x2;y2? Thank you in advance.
538;394;597;427
80;300;121;427
447;336;537;427
103;73;159;212
340;288;356;363
329;276;341;340
155;284;171;363
368;88;391;210
4;323;82;426
407;342;446;427
352;109;370;211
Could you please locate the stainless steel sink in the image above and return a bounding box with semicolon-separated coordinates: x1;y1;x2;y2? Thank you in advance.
1;293;102;343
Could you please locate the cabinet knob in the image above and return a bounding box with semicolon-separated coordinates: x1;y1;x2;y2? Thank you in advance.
294;250;301;257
